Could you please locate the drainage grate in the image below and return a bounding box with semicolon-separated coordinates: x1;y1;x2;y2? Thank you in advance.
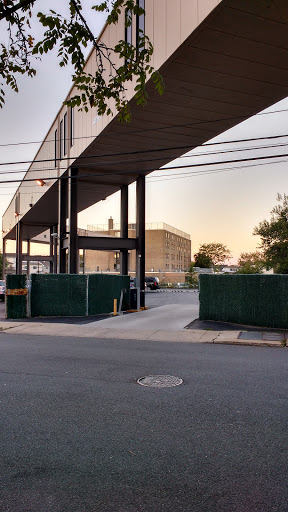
137;375;183;388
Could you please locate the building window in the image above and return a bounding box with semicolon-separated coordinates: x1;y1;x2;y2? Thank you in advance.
54;129;58;167
125;8;133;45
60;120;63;160
70;106;74;147
136;0;145;46
63;113;67;156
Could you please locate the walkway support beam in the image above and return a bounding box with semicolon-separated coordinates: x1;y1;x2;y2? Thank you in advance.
68;167;78;274
50;227;54;274
120;184;129;275
66;236;137;251
136;176;145;308
16;221;23;274
58;177;68;273
53;224;58;273
2;238;6;280
27;240;30;278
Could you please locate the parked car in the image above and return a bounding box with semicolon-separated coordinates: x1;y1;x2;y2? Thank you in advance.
145;276;160;290
0;280;5;301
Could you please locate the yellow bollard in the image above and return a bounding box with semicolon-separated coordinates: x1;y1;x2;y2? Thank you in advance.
113;299;117;316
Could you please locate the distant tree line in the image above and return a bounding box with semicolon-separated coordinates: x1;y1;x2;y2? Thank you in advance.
187;193;288;278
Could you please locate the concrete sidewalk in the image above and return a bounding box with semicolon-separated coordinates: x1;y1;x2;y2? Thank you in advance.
87;304;199;331
0;317;286;348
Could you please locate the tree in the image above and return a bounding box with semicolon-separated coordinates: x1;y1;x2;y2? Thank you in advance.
254;193;288;273
193;252;212;268
236;251;266;274
0;0;164;122
185;262;199;288
195;243;231;273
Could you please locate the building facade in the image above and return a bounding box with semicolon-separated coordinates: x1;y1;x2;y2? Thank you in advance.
85;218;191;275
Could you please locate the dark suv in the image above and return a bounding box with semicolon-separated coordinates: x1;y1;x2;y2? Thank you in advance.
145;277;160;290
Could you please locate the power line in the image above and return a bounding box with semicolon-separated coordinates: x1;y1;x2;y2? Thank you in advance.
1;140;288;177
1;107;288;148
1;152;288;186
148;158;288;183
2;132;288;169
0;156;287;201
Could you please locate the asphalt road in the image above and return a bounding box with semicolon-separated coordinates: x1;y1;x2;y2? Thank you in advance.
0;333;287;512
145;289;199;308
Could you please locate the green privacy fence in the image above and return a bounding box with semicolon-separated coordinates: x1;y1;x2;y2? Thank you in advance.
199;274;288;329
88;274;130;315
6;274;28;319
30;273;130;318
31;274;87;317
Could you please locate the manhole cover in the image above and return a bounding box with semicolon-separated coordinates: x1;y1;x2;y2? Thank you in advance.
137;375;183;388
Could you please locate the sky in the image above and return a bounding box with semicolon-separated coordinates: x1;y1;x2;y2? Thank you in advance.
1;1;288;264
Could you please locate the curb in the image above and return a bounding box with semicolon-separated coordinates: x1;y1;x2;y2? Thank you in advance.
0;323;286;347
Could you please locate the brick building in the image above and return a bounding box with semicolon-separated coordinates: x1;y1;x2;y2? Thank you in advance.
84;218;191;278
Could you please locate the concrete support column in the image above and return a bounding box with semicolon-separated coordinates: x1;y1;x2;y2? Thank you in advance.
82;249;85;274
68;167;78;274
52;225;57;273
58;177;68;273
27;240;30;278
136;176;145;308
16;222;23;274
2;237;6;280
120;184;129;275
49;227;54;274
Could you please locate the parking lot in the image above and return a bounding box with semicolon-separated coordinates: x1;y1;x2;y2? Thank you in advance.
0;289;199;321
145;289;199;308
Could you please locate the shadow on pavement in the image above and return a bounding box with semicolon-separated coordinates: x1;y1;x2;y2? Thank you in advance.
187;318;288;334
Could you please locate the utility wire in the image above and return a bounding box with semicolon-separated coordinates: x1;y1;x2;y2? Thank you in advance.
1;157;287;201
1;140;288;176
1;152;288;186
2;134;288;168
1;107;288;148
148;158;288;183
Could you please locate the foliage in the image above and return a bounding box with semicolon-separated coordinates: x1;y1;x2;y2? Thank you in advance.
185;262;199;288
0;0;164;122
193;252;212;268
236;251;266;274
195;243;231;272
254;193;288;274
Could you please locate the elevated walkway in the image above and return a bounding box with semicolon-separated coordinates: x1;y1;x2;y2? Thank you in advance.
3;0;288;293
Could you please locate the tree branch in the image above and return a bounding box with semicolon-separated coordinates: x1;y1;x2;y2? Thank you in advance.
0;0;36;21
70;0;95;45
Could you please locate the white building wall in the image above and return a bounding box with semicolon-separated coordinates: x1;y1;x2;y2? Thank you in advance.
2;0;221;236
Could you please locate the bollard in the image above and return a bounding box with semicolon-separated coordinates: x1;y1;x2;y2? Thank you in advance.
113;298;117;316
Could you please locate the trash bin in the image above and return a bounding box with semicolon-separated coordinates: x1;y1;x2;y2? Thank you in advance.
129;287;140;310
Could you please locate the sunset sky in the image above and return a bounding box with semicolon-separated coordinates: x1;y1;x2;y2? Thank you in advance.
1;1;288;264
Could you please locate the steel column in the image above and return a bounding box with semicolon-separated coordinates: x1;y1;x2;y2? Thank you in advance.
136;176;145;307
120;184;129;275
16;222;23;274
50;227;53;273
2;238;6;280
58;177;68;273
68;167;78;274
27;240;30;278
53;225;58;273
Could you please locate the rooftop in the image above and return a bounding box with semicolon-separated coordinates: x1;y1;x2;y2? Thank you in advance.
87;221;191;240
